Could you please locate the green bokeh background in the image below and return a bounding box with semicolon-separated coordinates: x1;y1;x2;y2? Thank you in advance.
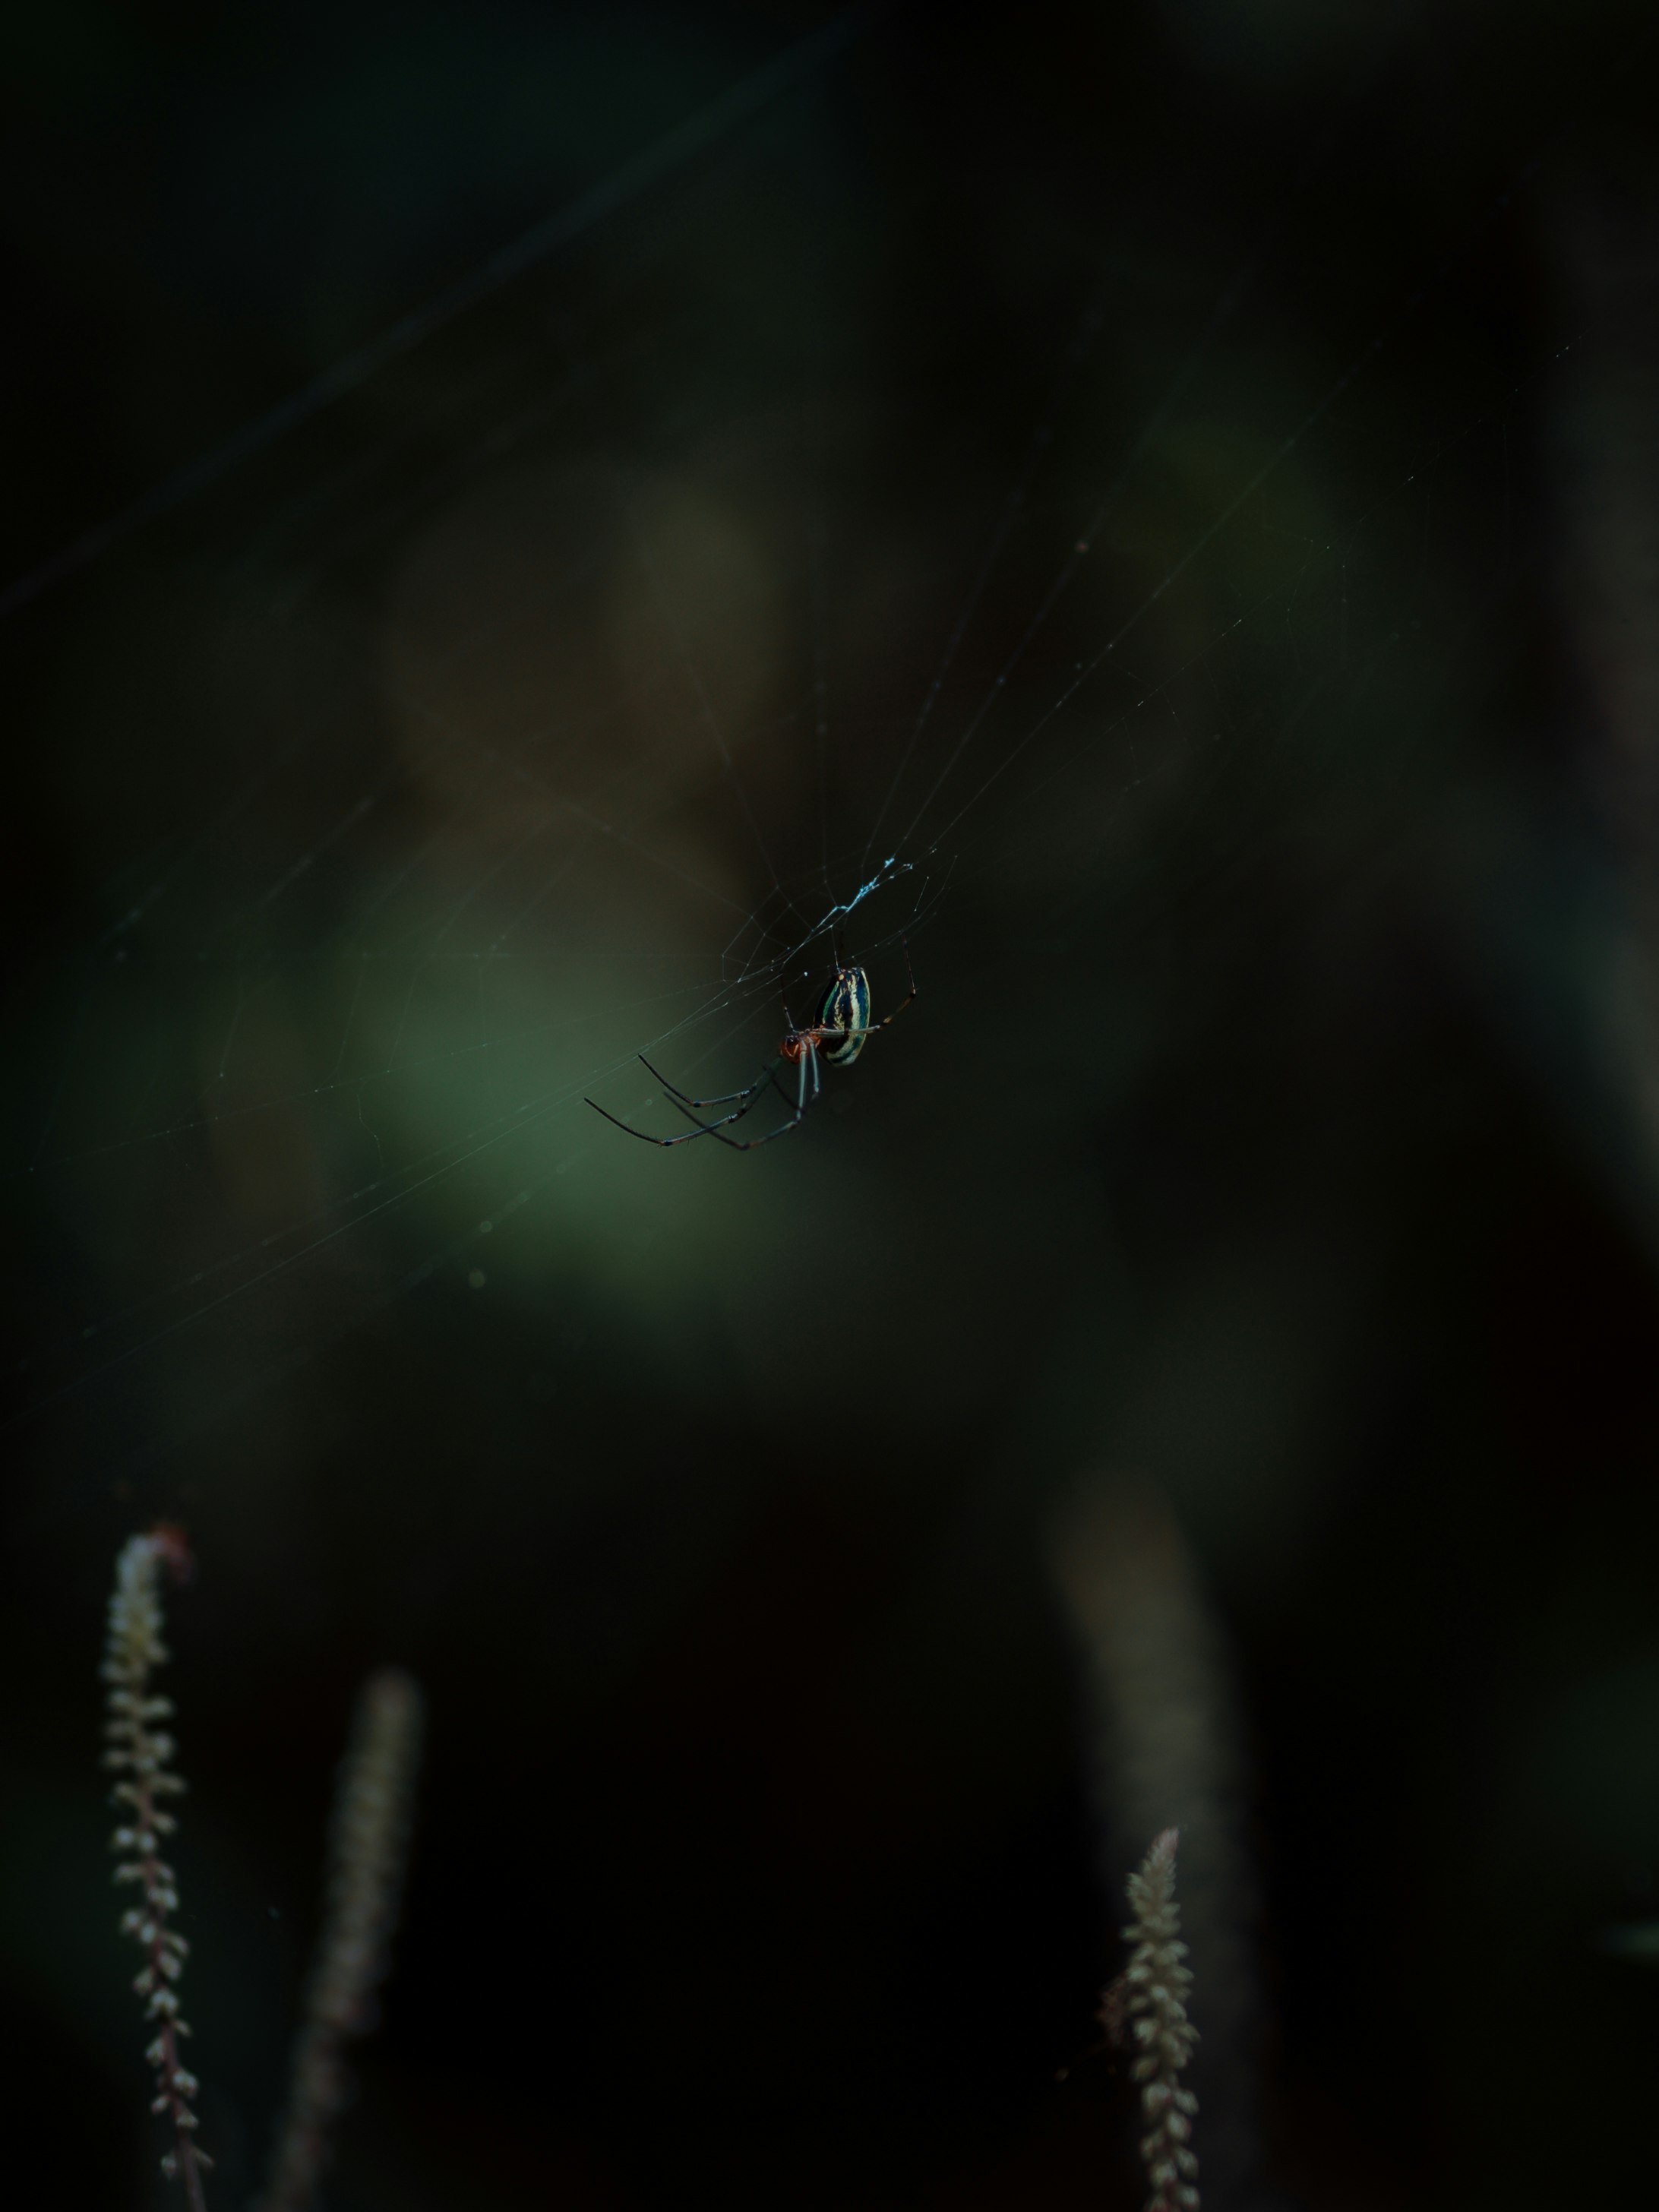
4;3;1657;2206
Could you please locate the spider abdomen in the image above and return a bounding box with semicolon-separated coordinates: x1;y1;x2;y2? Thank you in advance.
817;967;871;1066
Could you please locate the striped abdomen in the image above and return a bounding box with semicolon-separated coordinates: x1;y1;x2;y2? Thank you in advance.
817;967;871;1065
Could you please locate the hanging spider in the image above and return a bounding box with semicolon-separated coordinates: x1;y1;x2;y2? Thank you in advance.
586;939;917;1150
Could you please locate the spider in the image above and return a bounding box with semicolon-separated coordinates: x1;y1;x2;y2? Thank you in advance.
586;939;918;1149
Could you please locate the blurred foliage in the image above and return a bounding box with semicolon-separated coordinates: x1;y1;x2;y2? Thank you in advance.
3;2;1657;2207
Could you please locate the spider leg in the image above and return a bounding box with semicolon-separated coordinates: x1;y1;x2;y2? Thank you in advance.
585;1056;779;1146
687;1041;820;1149
592;966;867;1151
700;1104;809;1150
652;1055;785;1138
868;935;918;1031
639;1053;772;1113
660;1058;800;1139
584;1096;748;1146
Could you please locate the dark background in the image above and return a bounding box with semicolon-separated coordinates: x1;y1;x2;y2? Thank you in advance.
4;3;1658;2206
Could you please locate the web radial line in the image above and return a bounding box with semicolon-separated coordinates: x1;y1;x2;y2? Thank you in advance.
596;994;770;1133
627;529;806;932
103;343;690;950
38;962;730;1187
27;972;92;1173
16;961;756;1415
24;914;805;1433
242;323;693;615
487;836;577;955
798;245;835;904
1035;431;1566;924
215;977;252;1082
30;845;905;1411
895;52;1633;866
858;283;1109;878
1003;571;1305;831
330;954;370;1082
870;55;1411;876
488;703;806;958
68;1073;615;1483
871;229;1261;870
499;749;758;924
383;961;423;1075
556;289;811;950
919;363;1402;863
395;687;760;925
0;6;868;624
890;252;1269;862
428;812;556;949
389;683;700;958
808;501;832;896
265;131;773;605
302;686;807;997
912;127;1600;866
62;520;605;972
16;1103;578;1423
27;227;738;982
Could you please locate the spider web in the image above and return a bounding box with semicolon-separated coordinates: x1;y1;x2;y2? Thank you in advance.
5;4;1628;1507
